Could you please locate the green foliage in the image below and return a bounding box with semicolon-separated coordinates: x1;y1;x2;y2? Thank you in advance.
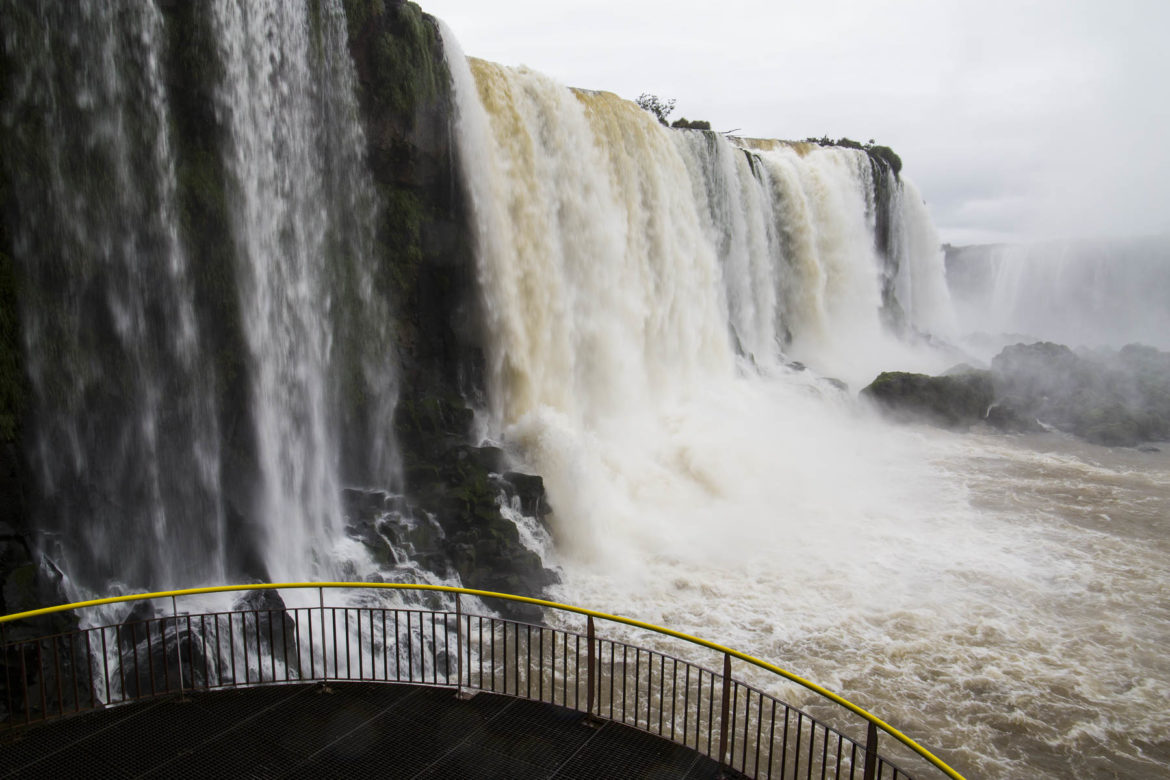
345;1;445;119
867;144;902;176
802;136;902;176
671;117;711;130
636;93;675;126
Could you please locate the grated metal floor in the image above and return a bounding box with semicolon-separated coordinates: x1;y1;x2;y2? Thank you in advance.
0;683;745;778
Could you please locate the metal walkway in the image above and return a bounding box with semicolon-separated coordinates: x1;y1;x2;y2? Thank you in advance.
0;682;741;778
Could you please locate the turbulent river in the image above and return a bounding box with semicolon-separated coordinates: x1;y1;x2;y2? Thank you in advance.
545;416;1170;779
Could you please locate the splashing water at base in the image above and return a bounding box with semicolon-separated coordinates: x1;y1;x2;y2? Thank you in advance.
540;395;1170;779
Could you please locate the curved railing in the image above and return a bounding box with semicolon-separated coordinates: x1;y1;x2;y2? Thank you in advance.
0;583;965;779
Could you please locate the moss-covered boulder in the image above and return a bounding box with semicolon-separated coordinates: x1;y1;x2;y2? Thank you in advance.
861;370;995;429
867;342;1170;447
384;395;557;620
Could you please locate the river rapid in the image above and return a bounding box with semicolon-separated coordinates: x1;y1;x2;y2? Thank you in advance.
541;399;1170;779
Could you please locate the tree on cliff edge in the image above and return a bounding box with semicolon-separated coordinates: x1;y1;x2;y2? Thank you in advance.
636;93;675;125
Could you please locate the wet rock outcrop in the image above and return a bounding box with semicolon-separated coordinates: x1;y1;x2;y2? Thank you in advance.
863;342;1170;447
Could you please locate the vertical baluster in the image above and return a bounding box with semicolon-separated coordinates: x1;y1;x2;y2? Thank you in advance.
586;616;595;717
146;620;158;696
171;596;183;694
862;722;879;780
717;654;732;768
781;706;794;775
67;633;79;712
767;700;777;780
318;588;326;683
344;609;351;680
455;596;463;695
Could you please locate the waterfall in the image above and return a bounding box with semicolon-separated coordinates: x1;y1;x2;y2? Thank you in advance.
445;42;959;568
450;52;955;407
946;237;1170;356
889;177;958;339
445;48;1170;780
451;54;734;430
210;0;396;583
3;0;227;592
2;0;396;594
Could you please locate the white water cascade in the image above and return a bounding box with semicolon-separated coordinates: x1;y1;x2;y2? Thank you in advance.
947;237;1170;357
4;1;228;592
445;37;1170;780
3;0;395;595
211;0;395;584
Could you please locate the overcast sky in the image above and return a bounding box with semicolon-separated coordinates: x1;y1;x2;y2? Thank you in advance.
422;0;1170;246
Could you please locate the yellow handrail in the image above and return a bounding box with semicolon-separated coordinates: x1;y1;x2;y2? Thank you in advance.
1;582;965;780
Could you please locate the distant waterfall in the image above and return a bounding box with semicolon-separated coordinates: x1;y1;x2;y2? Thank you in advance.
946;238;1170;355
888;177;957;340
2;0;396;594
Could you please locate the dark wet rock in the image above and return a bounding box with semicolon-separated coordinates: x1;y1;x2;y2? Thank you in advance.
990;342;1170;447
231;589;300;680
502;472;550;518
983;400;1043;433
822;377;849;392
867;342;1170;447
1;556;87;722
119;608;213;698
344;395;561;622
861;370;994;429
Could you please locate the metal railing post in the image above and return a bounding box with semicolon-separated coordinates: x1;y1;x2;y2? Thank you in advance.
319;587;327;683
1;623;10;719
171;596;184;696
718;653;732;767
586;615;596;717
455;594;463;697
863;721;879;780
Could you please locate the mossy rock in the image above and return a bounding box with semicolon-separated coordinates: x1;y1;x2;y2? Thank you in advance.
861;370;994;429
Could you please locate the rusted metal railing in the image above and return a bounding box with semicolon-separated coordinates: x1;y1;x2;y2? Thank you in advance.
0;583;964;780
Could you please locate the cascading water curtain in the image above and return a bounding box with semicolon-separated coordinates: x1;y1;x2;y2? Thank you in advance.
2;0;228;594
1;0;401;596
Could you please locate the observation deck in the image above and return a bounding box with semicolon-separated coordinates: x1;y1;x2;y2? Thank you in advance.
0;583;965;779
1;681;736;778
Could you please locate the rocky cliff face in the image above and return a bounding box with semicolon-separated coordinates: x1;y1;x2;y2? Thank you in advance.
0;0;555;622
340;1;556;612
